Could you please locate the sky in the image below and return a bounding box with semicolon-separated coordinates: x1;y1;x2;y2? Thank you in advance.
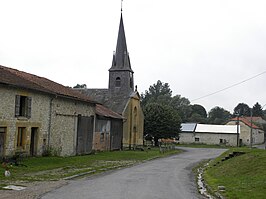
0;0;266;113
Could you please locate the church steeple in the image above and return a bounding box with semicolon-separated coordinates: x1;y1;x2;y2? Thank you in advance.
108;11;134;96
110;13;133;72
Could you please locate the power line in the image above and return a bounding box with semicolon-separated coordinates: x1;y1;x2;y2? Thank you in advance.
191;70;266;102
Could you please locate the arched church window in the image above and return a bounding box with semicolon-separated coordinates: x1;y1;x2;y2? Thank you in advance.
115;77;121;87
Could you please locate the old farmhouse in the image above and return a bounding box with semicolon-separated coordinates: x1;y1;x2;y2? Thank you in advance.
227;117;265;146
78;12;144;149
0;65;123;157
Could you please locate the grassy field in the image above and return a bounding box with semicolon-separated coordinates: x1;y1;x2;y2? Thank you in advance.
204;148;266;199
0;148;179;184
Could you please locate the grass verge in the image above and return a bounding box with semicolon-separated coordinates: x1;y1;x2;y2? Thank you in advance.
0;148;180;184
204;148;266;199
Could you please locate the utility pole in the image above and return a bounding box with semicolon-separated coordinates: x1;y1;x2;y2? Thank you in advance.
262;104;266;150
250;108;253;148
236;113;240;147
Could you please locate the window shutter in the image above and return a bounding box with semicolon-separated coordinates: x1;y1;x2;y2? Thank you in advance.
27;97;32;118
15;95;20;117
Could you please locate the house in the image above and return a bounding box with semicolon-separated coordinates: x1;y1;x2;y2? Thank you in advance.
0;65;123;157
180;123;239;146
77;12;144;149
227;117;265;146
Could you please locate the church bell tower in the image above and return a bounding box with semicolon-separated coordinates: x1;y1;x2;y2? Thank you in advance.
108;12;134;97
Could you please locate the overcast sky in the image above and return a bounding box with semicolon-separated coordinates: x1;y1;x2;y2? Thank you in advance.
1;0;266;113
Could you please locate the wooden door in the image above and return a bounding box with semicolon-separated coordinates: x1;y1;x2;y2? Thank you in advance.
77;116;94;155
30;127;38;156
0;128;6;158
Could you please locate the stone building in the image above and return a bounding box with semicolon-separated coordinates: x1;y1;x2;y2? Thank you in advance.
0;65;123;157
227;117;265;146
180;123;239;146
78;12;144;149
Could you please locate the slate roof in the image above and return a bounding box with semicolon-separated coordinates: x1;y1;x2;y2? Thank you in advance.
0;65;97;104
109;13;133;72
76;88;132;115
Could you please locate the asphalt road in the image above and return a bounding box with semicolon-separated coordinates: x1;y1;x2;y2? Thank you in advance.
41;147;227;199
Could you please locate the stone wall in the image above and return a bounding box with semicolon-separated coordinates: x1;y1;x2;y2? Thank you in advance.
179;132;237;146
49;97;95;156
227;121;264;145
0;85;96;157
0;86;50;156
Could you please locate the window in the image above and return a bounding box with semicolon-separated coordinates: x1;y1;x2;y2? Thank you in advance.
220;139;223;144
15;95;32;118
17;127;26;147
0;127;6;133
115;77;121;87
195;137;199;142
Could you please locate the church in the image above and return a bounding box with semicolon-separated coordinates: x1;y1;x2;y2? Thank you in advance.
78;11;144;149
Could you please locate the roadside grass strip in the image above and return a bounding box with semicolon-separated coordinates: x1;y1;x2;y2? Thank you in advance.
204;148;266;199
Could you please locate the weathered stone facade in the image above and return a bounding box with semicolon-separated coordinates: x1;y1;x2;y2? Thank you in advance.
0;85;97;157
49;97;95;156
0;86;50;156
227;120;264;146
179;132;238;146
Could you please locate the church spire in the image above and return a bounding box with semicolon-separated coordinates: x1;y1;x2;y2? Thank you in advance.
110;12;133;72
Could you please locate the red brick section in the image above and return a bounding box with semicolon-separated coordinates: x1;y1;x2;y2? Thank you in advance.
0;65;95;104
231;117;260;129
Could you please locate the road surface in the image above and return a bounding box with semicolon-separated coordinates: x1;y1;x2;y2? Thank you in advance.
41;147;227;199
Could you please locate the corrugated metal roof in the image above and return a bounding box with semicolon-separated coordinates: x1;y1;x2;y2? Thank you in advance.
196;124;238;134
181;123;197;132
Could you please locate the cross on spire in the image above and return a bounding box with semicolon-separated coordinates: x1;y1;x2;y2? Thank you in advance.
121;0;123;12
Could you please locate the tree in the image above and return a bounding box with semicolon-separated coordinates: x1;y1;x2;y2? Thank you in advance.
143;103;181;145
141;80;172;107
73;84;87;88
233;103;251;117
252;102;264;117
208;106;231;124
170;95;191;122
190;104;207;118
188;113;207;123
